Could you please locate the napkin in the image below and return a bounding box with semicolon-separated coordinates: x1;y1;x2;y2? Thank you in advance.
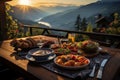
74;70;91;80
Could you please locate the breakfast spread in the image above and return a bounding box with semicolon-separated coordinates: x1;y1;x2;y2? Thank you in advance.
10;38;101;69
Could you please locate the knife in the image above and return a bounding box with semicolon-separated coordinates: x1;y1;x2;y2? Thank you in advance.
96;59;108;79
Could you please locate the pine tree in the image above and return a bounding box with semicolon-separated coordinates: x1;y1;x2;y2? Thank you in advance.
75;14;81;31
81;17;87;31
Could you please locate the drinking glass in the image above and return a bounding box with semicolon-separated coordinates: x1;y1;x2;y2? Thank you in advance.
68;33;75;43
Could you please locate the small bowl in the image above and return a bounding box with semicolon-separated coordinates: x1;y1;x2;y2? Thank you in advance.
28;48;54;61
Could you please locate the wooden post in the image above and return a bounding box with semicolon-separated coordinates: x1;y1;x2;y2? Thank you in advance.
0;0;11;41
0;1;6;40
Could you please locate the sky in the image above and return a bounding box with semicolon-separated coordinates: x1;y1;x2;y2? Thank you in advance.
8;0;98;7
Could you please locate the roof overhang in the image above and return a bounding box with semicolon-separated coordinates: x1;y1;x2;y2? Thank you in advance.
95;17;105;23
0;0;12;2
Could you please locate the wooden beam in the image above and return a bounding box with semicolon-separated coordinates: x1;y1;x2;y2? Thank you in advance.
0;0;12;2
0;2;8;40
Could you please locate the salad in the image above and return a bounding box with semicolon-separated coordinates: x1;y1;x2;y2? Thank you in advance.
77;40;99;53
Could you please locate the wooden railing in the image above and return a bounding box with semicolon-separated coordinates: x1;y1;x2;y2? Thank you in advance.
23;25;120;48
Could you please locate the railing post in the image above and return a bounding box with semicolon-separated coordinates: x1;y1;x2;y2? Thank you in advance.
66;32;69;38
30;27;33;36
41;29;50;35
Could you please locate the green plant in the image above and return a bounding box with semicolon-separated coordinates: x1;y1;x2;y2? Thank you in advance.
6;4;30;39
86;23;93;32
6;4;18;39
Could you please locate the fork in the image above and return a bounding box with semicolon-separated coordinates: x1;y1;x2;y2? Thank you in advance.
89;59;100;77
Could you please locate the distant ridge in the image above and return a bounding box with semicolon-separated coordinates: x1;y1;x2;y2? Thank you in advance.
102;0;120;2
40;1;120;30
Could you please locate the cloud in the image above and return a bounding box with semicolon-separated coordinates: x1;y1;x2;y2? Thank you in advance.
32;2;77;7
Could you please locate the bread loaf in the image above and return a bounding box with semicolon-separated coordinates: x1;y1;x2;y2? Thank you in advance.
23;39;33;48
21;42;29;48
10;37;37;50
26;38;37;47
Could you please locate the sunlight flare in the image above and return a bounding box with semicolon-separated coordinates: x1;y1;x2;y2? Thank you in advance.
18;0;32;12
19;0;31;6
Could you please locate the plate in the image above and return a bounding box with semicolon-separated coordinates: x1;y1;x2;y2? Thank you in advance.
80;47;102;57
54;55;90;70
26;53;56;62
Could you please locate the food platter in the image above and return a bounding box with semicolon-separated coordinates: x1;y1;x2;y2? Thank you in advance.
51;42;78;55
51;40;101;57
54;55;90;70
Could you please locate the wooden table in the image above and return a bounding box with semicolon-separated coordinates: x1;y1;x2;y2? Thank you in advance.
0;35;120;80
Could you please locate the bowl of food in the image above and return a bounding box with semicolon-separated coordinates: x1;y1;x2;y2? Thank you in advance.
28;48;54;61
53;48;71;56
54;54;90;70
77;40;99;53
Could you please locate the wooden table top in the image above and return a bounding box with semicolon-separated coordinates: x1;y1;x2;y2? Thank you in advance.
0;35;120;80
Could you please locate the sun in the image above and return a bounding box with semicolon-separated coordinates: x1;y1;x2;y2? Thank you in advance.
19;0;31;6
18;0;32;12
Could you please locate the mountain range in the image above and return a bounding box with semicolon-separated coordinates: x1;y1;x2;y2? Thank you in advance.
40;1;120;30
8;0;120;29
39;5;77;15
9;4;77;25
102;0;119;2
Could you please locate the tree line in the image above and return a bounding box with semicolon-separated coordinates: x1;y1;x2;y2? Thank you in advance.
74;12;120;34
